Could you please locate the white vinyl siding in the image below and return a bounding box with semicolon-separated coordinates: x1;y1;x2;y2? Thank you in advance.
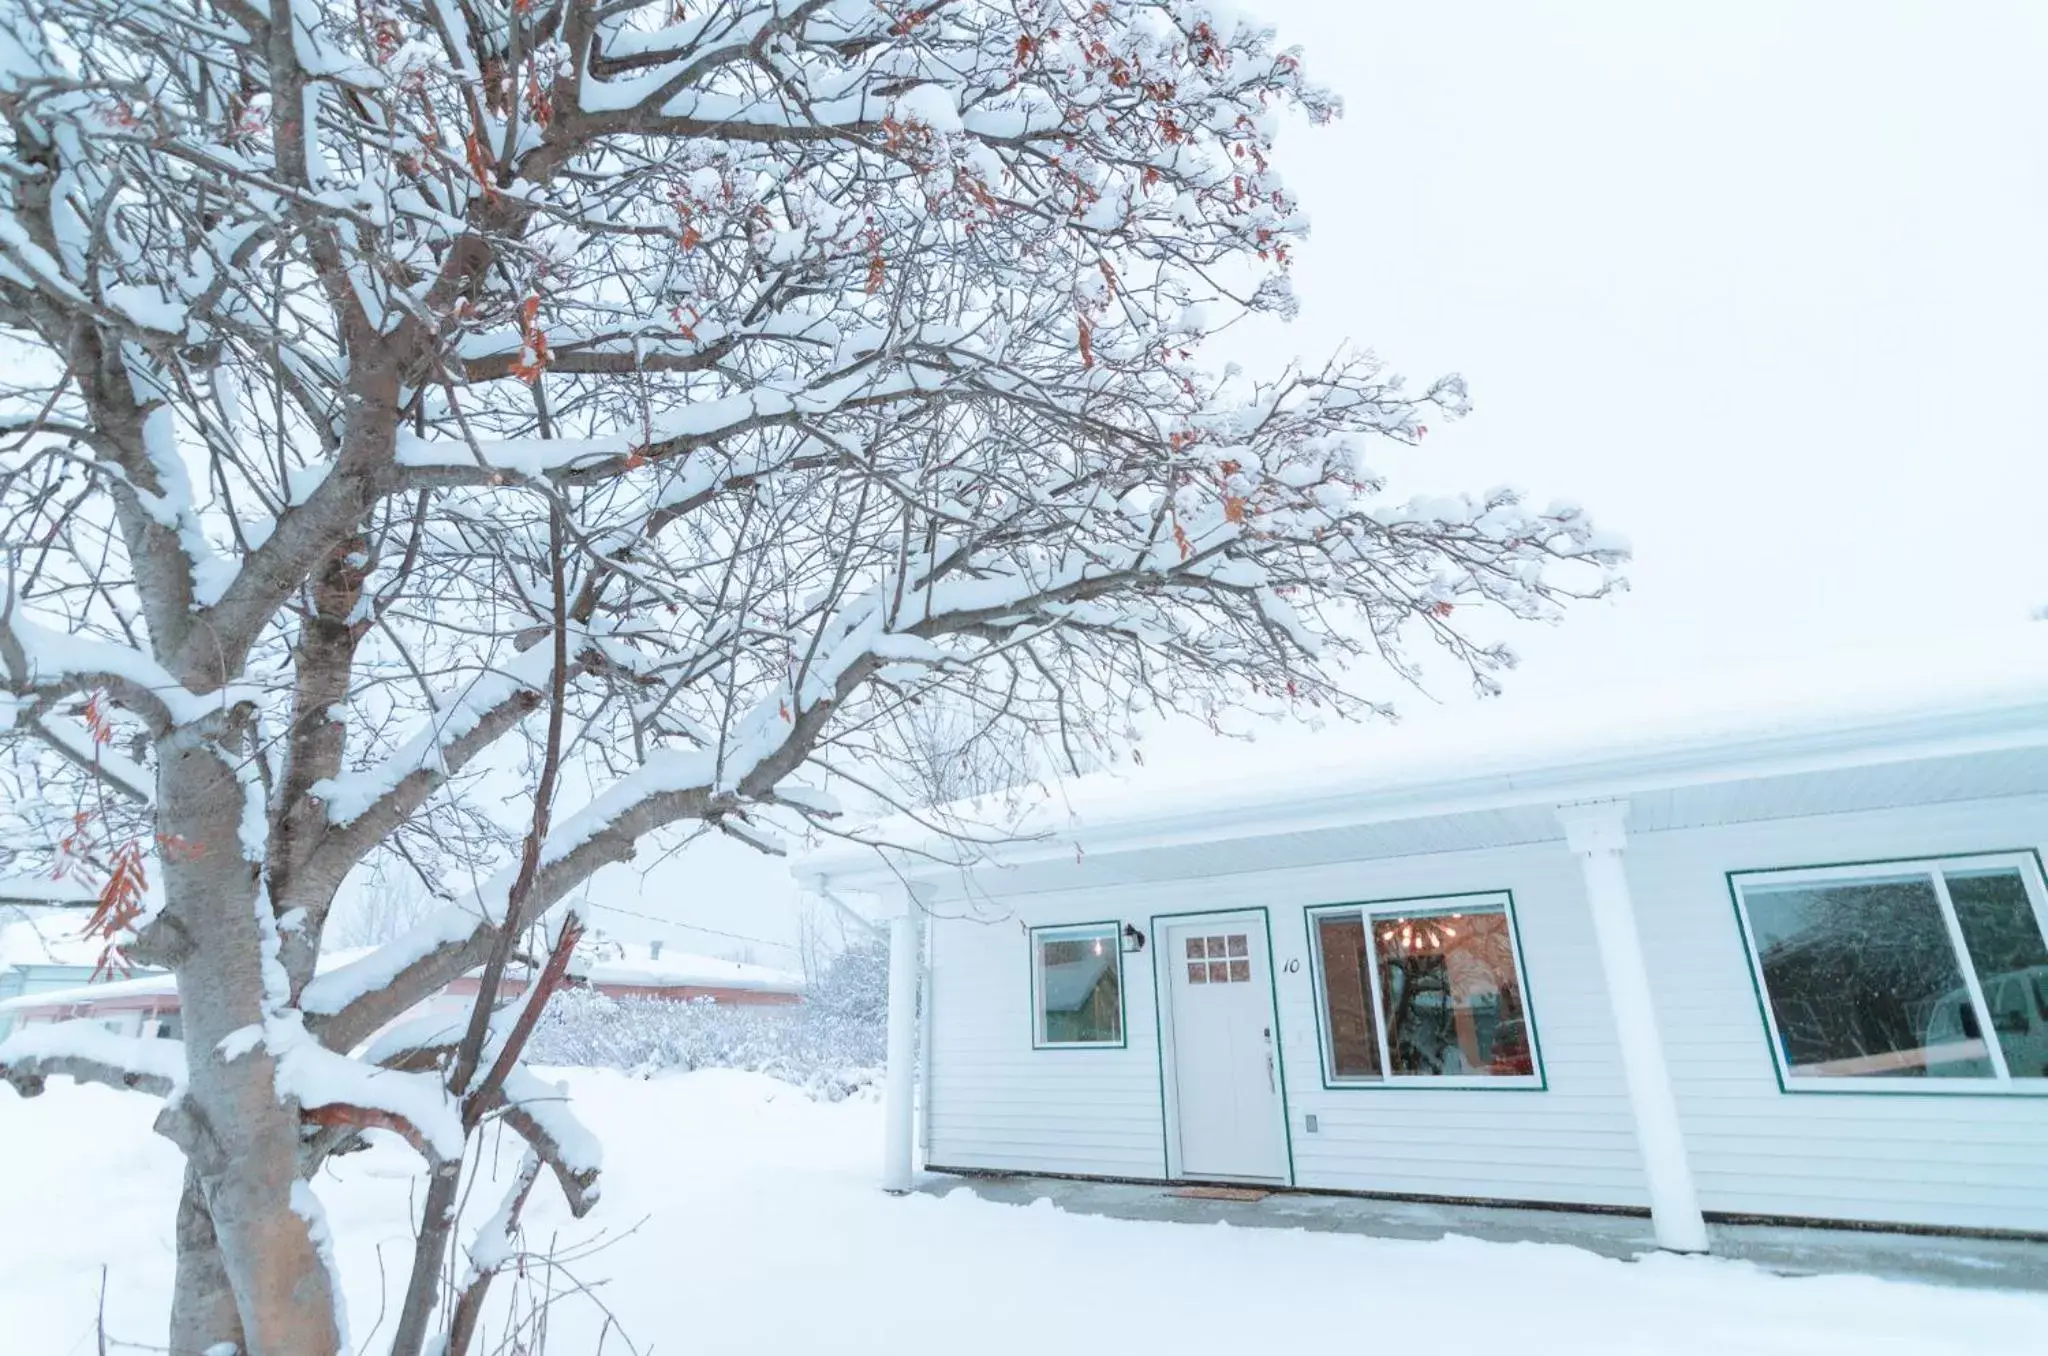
1272;848;1643;1208
918;790;2048;1234
924;843;1648;1209
925;913;1165;1179
1629;793;2048;1233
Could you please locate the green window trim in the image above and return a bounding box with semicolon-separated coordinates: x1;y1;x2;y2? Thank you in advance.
1302;890;1548;1092
1727;849;2048;1098
1029;921;1128;1050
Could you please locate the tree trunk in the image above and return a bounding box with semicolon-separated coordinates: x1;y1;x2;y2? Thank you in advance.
160;731;342;1356
170;1167;245;1356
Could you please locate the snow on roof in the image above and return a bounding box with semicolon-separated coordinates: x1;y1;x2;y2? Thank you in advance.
1040;948;1116;1014
579;944;803;993
801;624;2048;883
0;966;172;1011
0;946;380;1014
0;939;806;1015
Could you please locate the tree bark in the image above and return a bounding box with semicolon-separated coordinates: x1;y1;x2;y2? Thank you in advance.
170;1167;244;1356
271;533;372;996
161;731;341;1356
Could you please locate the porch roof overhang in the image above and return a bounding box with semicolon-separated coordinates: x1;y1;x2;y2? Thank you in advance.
798;628;2048;898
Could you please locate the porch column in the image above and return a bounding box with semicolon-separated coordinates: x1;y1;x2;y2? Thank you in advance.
881;883;927;1195
1556;798;1710;1254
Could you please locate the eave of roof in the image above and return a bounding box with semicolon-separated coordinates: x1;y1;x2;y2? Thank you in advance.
799;627;2048;890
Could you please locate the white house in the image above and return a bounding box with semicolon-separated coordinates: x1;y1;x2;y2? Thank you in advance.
799;630;2048;1250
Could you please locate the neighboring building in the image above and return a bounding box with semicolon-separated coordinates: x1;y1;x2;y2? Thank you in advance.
0;969;181;1042
0;961;115;1009
555;937;801;1006
423;938;803;1011
0;912;156;1040
0;935;804;1042
803;629;2048;1246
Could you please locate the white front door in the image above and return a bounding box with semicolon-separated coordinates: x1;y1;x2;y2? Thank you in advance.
1162;916;1289;1183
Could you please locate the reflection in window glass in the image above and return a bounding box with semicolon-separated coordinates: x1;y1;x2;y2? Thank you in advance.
1944;869;2048;1080
1315;914;1382;1078
1311;900;1535;1081
1036;927;1122;1045
1373;908;1535;1077
1743;876;1989;1079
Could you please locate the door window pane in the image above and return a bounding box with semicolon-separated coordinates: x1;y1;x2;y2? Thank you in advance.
1035;926;1122;1045
1315;913;1383;1079
1373;907;1534;1077
1944;868;2048;1080
1742;876;1991;1079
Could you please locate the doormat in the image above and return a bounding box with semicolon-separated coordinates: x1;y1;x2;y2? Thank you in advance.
1166;1186;1271;1203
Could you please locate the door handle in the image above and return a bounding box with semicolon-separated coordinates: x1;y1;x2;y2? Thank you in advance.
1264;1029;1277;1092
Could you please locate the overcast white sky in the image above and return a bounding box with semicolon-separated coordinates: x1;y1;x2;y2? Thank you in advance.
601;1;2048;962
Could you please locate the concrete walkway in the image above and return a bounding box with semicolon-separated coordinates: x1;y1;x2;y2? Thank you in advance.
919;1173;2048;1293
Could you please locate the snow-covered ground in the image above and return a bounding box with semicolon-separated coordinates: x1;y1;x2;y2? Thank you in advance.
3;1071;2042;1355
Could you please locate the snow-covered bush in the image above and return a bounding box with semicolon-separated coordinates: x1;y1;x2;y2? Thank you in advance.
804;936;891;1031
528;940;891;1099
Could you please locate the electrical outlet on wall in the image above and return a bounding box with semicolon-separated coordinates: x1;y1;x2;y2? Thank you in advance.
1304;1113;1319;1134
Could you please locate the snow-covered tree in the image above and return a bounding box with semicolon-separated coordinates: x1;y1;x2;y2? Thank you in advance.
0;1;1625;1352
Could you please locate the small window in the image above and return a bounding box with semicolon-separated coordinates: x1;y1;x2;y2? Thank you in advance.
1308;894;1540;1086
1732;854;2048;1091
1032;923;1124;1048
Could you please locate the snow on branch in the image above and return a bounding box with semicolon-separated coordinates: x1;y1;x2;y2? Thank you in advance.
484;1067;602;1217
270;1026;465;1164
0;1021;185;1098
0;613;255;731
307;646;557;827
392;366;946;482
29;712;155;804
301;903;496;1020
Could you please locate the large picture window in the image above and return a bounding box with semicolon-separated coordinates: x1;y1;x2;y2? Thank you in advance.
1031;923;1125;1048
1307;894;1541;1086
1731;853;2048;1091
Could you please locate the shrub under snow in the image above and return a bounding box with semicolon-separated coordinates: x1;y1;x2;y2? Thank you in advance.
527;939;889;1100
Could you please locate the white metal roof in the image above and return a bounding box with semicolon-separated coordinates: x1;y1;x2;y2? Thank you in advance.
578;944;804;993
0;942;806;1015
799;625;2048;892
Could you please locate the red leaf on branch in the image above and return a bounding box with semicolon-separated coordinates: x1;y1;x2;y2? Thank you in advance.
1077;318;1094;368
82;693;114;746
464;132;498;202
510;294;550;383
84;840;149;980
524;64;552;126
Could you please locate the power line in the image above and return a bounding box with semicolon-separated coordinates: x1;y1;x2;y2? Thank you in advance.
579;899;801;953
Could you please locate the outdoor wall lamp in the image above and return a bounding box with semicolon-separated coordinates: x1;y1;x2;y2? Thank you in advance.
1122;923;1147;953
